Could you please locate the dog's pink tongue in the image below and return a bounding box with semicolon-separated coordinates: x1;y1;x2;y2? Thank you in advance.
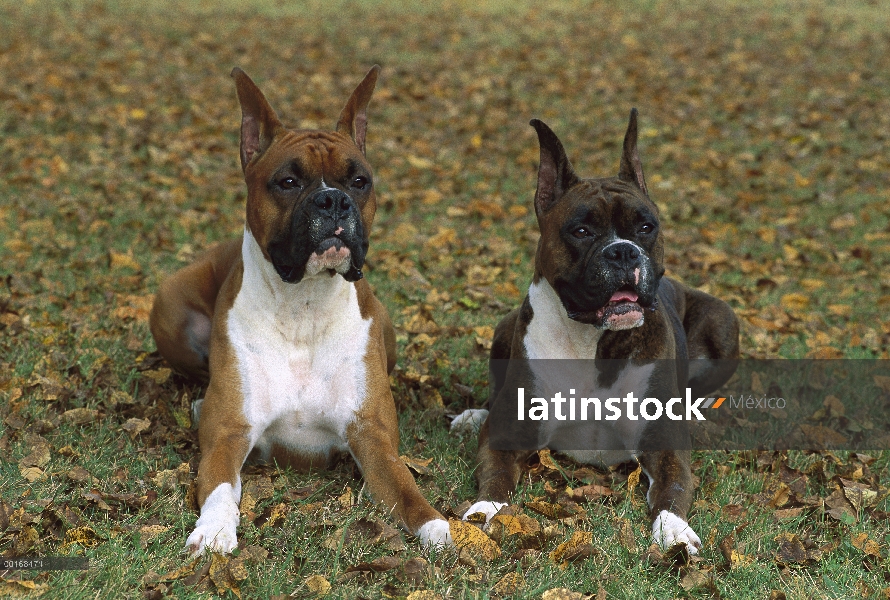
609;290;638;303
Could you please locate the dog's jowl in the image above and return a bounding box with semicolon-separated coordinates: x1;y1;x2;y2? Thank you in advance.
150;66;451;554
451;110;740;553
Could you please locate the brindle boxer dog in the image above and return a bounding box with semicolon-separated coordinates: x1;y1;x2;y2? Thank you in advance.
451;110;739;553
150;65;452;554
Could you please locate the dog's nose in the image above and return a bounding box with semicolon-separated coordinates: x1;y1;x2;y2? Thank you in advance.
603;241;640;266
310;189;354;214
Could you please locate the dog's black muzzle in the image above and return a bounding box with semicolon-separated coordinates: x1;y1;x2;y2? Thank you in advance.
268;188;368;284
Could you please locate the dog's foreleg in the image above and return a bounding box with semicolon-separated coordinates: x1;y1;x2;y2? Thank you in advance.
186;390;252;556
639;450;700;554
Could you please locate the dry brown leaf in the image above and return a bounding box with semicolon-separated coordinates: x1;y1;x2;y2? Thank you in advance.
345;555;401;574
851;532;881;557
142;368;172;385
109;250;141;270
679;568;712;591
549;530;596;567
0;578;49;597
538;448;561;471
401;455;434;475
406;591;443;600
541;589;584;600
492;572;525;595
449;518;501;561
626;464;642;505
488;513;540;545
775;532;819;565
525;500;582;520
61;407;97;425
152;463;192;490
617;518;637;552
121;417;150;437
569;484;614;501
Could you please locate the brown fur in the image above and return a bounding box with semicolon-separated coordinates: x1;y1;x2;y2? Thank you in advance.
150;65;445;547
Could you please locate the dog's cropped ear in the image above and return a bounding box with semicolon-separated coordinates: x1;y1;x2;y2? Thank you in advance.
530;119;579;214
336;65;381;155
231;68;284;172
618;108;648;195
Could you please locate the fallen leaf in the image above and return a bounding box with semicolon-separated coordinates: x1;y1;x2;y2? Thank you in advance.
121;417;150;437
304;574;331;596
525;500;581;520
679;568;710;591
406;591;443;600
449;518;500;561
61;407;98;425
492;572;525;594
626;464;642;505
549;530;596;567
19;467;45;482
850;532;881;557
487;513;541;545
345;555;401;574
401;455;434;476
541;589;584;600
617;518;637;552
775;532;819;565
209;553;248;598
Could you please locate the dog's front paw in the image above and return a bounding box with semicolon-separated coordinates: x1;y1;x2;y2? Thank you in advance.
449;409;489;435
417;518;452;549
462;500;507;527
185;483;240;556
652;510;701;555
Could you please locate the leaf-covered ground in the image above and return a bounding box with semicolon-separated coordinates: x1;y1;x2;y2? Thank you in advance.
1;0;889;598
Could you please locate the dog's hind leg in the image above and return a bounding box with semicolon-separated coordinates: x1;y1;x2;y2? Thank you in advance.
149;239;242;381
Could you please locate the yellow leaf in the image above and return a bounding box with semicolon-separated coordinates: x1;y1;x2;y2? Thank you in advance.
109;250;141;270
542;588;584;600
538;448;561;471
20;466;44;482
401;455;434;475
406;592;443;600
143;368;172;385
338;487;353;508
549;531;594;567
304;574;331;596
406;155;433;169
448;519;500;561
781;293;810;310
626;463;642;505
492;572;524;594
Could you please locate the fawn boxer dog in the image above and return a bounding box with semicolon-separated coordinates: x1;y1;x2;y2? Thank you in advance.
150;65;451;554
451;111;739;553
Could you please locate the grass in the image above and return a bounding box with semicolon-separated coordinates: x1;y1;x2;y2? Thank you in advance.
1;0;889;598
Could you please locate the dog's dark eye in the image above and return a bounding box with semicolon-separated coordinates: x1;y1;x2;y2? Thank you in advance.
572;227;591;239
639;223;655;234
278;177;300;190
351;176;370;190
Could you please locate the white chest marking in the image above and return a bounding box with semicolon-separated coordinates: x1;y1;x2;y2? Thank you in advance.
523;278;654;466
228;231;371;459
524;279;603;360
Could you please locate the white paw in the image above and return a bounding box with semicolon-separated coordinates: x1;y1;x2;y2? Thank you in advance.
185;483;240;556
449;409;489;435
652;510;701;555
417;518;452;548
462;500;507;527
